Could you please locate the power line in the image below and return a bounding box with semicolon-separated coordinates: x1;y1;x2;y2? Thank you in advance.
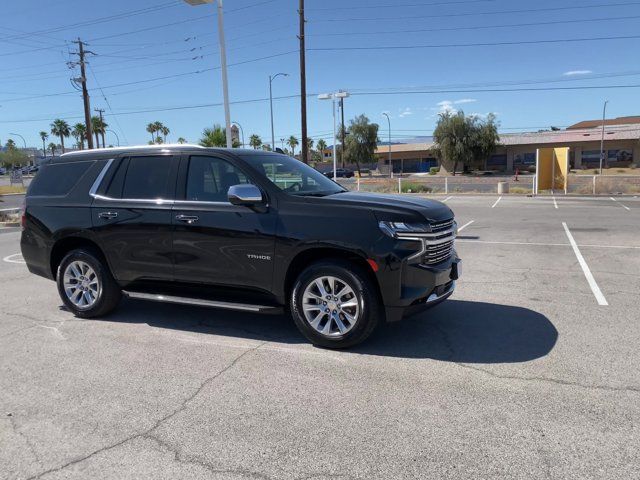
309;35;640;52
307;0;499;10
307;14;640;37
311;1;640;22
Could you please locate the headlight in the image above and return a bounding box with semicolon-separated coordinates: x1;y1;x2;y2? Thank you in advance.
378;221;431;238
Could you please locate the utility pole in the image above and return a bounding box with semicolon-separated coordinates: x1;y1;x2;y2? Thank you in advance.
340;97;346;168
95;108;105;148
599;100;609;175
70;38;94;150
298;0;308;163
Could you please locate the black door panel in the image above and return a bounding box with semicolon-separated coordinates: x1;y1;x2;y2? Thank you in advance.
172;203;277;290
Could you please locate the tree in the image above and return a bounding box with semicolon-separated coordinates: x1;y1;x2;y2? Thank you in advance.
470;113;499;171
91;116;107;148
177;137;187;144
249;134;262;150
48;143;57;157
0;144;29;167
152;121;164;142
343;114;379;175
50;119;70;153
161;125;170;143
199;125;226;147
5;139;16;150
72;123;87;150
432;111;499;175
146;123;157;142
287;135;299;156
316;139;327;155
39;131;48;156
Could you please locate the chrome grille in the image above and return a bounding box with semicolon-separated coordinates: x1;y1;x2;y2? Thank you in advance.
421;218;456;265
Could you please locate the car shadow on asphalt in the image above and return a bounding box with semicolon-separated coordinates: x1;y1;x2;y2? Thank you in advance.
94;298;558;364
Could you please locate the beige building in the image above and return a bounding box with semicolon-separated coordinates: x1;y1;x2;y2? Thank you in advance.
375;117;640;174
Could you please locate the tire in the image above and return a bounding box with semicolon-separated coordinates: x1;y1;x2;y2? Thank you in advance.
290;260;383;349
56;248;121;318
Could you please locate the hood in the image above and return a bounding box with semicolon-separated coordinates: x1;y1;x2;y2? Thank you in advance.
316;191;454;223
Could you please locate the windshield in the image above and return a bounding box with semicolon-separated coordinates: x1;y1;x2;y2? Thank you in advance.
239;153;346;196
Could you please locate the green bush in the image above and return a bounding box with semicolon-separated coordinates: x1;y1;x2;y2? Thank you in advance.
401;182;432;193
429;166;439;175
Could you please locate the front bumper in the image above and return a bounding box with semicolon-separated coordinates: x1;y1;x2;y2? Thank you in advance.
382;255;461;322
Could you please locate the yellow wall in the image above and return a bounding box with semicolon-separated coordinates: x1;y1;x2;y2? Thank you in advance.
537;147;569;191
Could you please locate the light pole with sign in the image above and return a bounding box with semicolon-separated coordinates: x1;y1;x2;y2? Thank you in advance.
318;91;349;181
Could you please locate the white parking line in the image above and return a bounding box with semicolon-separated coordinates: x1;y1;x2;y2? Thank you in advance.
491;196;502;208
553;196;558;209
3;253;25;264
562;222;608;306
442;196;453;202
456;239;640;250
610;197;631;211
457;220;475;232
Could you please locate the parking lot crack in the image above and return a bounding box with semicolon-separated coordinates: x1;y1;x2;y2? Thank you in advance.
143;433;274;479
6;415;44;468
455;363;640;394
25;341;266;480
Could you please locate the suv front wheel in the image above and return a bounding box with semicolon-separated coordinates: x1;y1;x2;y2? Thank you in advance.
291;260;382;348
56;248;121;318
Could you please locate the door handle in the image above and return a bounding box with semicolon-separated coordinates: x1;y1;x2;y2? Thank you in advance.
175;214;199;224
98;211;118;219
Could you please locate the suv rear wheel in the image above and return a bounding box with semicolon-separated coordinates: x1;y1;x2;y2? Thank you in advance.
291;260;382;348
56;248;121;318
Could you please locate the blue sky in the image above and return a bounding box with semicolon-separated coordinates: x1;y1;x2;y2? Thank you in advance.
1;0;640;149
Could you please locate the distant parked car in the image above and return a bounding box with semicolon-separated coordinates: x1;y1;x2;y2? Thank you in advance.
0;167;6;175
324;168;354;179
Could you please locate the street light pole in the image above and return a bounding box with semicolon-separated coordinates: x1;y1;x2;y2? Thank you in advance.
382;113;391;177
599;100;608;175
319;91;349;181
269;73;288;153
9;133;26;149
183;0;232;148
106;129;120;147
232;121;244;148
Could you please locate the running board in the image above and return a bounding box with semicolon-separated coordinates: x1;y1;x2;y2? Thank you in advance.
122;291;282;313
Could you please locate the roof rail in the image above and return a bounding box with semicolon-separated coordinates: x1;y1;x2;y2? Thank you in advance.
60;144;205;157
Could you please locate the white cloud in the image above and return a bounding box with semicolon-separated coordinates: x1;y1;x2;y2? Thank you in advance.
398;107;413;118
454;98;477;105
563;70;593;76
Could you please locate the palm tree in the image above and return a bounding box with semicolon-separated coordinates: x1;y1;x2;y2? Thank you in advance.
50;119;70;153
5;139;16;150
48;142;57;157
91;116;107;148
146;123;157;142
72;123;87;150
39;131;48;156
177;137;187;144
152;121;164;142
199;125;226;147
161;125;170;143
249;134;262;150
317;139;327;156
287;135;299;157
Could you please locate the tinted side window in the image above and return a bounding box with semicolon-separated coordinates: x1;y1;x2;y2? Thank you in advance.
28;161;93;196
103;158;129;199
186;156;251;202
121;156;173;200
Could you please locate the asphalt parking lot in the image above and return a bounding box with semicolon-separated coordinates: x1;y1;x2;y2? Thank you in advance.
1;194;639;480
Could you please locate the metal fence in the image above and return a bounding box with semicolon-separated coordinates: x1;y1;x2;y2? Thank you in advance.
337;175;640;195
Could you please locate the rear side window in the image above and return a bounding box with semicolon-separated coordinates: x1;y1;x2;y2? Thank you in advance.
121;156;173;199
186;155;251;202
28;161;93;196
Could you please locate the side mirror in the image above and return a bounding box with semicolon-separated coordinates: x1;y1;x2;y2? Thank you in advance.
227;184;263;206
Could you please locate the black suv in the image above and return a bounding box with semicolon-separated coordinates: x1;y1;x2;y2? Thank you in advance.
21;146;460;348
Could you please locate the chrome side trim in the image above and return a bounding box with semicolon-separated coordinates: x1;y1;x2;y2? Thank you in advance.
92;194;174;205
425;281;456;304
122;291;276;312
89;158;114;197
